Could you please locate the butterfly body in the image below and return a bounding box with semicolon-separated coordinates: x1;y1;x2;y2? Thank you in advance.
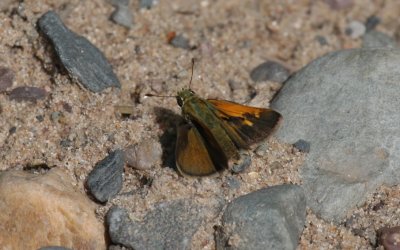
175;88;282;176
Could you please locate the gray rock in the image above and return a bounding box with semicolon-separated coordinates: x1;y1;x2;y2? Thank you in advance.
363;31;398;48
365;15;380;32
107;199;205;249
250;61;290;83
9;86;47;102
215;185;306;250
86;149;125;203
293;139;311;153
140;0;157;9
37;11;120;93
110;0;133;28
170;34;191;50
271;48;400;221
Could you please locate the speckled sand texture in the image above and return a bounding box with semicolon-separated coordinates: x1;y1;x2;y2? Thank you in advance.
1;0;400;249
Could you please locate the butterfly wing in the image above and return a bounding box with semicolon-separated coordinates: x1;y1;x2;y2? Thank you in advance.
175;123;227;176
207;99;282;148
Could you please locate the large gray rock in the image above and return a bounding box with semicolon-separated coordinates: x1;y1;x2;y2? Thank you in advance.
215;185;306;250
271;48;400;221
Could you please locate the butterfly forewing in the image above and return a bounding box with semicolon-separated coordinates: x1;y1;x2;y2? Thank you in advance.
207;99;282;148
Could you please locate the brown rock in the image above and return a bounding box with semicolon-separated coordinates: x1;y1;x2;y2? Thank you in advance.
0;168;106;250
0;67;14;92
379;226;400;250
9;86;47;102
124;139;162;170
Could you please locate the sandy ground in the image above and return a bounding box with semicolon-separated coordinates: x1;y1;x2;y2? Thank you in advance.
1;0;400;249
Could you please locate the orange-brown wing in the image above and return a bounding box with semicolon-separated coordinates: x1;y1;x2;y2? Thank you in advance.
207;99;282;148
176;123;227;176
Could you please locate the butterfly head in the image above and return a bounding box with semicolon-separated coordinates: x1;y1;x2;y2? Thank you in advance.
177;88;195;107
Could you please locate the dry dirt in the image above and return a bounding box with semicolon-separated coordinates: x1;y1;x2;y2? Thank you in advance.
1;0;400;249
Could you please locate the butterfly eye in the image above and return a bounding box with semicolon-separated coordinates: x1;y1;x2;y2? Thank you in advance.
177;96;183;107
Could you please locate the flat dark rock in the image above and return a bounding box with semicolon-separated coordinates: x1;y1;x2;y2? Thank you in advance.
37;11;121;93
107;199;206;249
86;149;125;203
9;86;47;102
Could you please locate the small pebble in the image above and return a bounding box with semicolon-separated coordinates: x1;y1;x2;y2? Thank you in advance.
60;139;72;148
345;21;366;39
0;67;14;92
169;34;191;50
9;86;47;102
37;11;121;93
86;150;125;203
254;142;269;157
315;35;328;46
225;176;241;189
231;151;251;173
293;139;311;153
110;0;133;28
250;61;290;83
115;105;135;116
365;15;380;32
50;111;62;122
36;115;44;122
9;126;16;135
124;139;162;170
378;226;400;250
140;0;157;9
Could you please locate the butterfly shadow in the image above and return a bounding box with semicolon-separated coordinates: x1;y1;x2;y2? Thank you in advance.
153;107;185;172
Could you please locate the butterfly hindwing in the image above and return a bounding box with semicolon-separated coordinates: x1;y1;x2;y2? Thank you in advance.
176;123;228;176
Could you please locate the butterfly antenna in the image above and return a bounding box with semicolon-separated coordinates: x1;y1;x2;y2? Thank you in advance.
188;58;195;89
144;93;176;98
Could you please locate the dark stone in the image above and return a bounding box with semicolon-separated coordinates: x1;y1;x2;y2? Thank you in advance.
36;115;45;122
250;61;290;83
293;139;311;153
86;149;125;203
107;199;205;249
215;184;306;250
315;35;328;46
37;11;121;93
9;86;47;102
365;15;380;32
0;67;14;92
140;0;156;9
